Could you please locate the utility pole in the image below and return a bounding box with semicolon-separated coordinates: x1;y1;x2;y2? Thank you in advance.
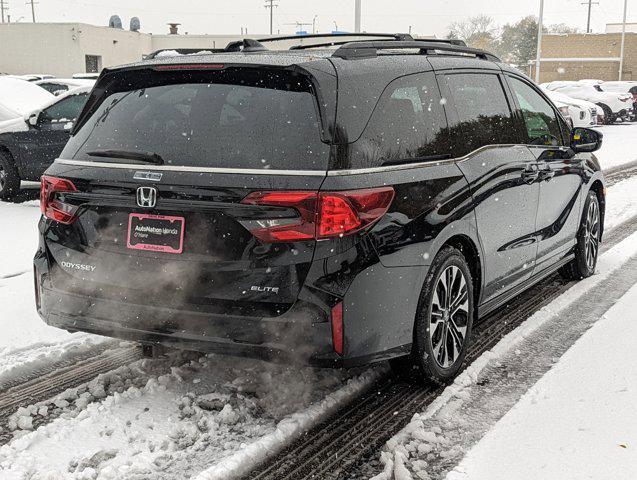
264;0;278;35
1;0;8;23
619;0;628;80
581;0;599;33
26;0;36;22
354;0;361;33
535;0;544;83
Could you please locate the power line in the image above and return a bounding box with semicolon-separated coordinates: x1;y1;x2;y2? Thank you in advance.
264;0;278;35
581;0;600;33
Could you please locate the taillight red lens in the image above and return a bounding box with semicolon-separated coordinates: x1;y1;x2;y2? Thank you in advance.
318;195;361;238
241;187;394;243
40;175;78;224
331;302;344;356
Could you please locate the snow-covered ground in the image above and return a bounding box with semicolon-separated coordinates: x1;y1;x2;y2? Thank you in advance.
446;281;637;480
0;352;380;479
594;123;637;171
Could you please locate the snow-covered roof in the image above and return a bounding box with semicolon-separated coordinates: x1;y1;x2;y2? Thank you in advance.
0;77;54;121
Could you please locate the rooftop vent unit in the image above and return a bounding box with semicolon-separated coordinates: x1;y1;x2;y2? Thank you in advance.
130;17;141;32
109;15;123;29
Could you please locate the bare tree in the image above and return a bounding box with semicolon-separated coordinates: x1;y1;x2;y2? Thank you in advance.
447;15;500;51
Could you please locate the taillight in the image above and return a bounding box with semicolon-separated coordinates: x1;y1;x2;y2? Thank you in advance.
241;187;394;242
40;175;78;224
331;302;344;356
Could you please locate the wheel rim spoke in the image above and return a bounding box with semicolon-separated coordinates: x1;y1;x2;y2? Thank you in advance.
429;265;469;369
585;199;600;270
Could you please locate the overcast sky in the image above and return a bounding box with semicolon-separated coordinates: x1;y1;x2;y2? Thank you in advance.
7;0;634;37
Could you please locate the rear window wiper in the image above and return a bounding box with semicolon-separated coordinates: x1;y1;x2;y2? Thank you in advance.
85;150;165;165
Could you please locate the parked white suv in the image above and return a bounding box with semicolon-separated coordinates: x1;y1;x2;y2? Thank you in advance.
542;89;600;127
543;81;633;124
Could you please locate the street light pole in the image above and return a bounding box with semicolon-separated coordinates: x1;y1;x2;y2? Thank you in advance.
535;0;545;83
619;0;628;80
355;0;361;33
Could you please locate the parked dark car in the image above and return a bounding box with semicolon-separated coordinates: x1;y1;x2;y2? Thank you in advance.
34;35;605;384
0;87;90;198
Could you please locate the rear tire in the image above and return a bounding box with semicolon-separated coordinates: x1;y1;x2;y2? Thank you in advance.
561;190;601;280
599;104;614;125
390;246;474;385
0;151;21;200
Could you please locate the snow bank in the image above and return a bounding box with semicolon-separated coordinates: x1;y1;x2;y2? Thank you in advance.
0;351;382;479
594;123;637;171
447;282;637;480
194;368;382;480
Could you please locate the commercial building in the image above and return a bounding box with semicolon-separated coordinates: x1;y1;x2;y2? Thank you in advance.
0;22;263;77
532;28;637;83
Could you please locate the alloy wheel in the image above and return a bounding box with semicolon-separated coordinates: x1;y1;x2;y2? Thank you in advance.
0;164;6;192
584;199;600;270
429;265;469;368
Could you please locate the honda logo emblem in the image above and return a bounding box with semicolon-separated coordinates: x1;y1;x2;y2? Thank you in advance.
136;186;157;208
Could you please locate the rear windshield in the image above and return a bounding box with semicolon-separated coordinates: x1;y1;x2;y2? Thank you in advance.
64;68;330;171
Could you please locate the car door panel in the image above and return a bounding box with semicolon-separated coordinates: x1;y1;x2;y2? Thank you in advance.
439;71;540;305
504;74;586;276
529;147;585;272
456;146;540;302
11;129;71;180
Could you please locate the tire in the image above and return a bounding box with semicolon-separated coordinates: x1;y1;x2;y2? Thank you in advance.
599;104;614;125
0;150;21;200
561;190;601;280
390;246;475;385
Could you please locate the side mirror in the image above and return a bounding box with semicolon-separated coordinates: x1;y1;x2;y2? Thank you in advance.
571;127;603;153
27;111;40;127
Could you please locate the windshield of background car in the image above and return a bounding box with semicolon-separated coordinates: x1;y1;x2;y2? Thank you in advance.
63;68;330;171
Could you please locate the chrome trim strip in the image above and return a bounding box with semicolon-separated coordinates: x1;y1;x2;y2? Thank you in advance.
327;144;521;175
54;159;327;176
54;145;521;177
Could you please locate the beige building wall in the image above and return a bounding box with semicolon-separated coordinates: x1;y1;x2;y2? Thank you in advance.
533;33;637;83
0;23;151;76
0;26;445;76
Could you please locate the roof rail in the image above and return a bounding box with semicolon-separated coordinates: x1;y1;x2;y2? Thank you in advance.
331;40;499;62
289;36;467;51
255;32;416;44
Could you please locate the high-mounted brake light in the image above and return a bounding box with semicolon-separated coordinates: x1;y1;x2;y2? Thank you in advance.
154;64;225;71
40;175;78;224
240;187;395;243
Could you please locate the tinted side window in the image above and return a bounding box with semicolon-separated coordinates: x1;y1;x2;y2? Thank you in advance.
508;77;563;146
347;72;451;169
444;73;518;156
41;94;88;124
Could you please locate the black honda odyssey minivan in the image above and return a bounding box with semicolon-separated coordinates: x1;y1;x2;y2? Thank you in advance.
35;35;605;383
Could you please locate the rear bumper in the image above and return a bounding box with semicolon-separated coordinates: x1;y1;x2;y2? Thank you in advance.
38;284;345;367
